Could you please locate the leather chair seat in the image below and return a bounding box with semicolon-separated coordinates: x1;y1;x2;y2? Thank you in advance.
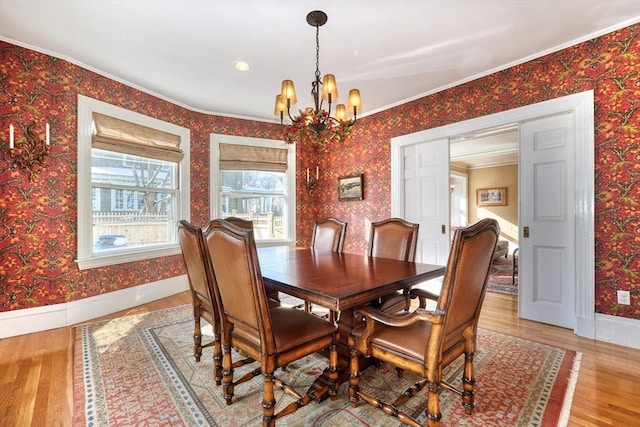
351;320;431;362
352;320;466;366
270;307;338;350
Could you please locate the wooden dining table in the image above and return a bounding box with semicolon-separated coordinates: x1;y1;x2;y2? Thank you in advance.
257;246;446;387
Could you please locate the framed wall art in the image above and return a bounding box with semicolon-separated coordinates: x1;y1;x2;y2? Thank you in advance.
338;174;364;201
477;187;507;206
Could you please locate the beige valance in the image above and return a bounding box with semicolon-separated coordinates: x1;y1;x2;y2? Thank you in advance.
92;113;184;163
219;143;287;172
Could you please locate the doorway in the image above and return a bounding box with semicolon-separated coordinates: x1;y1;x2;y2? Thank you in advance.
449;172;468;230
390;91;595;338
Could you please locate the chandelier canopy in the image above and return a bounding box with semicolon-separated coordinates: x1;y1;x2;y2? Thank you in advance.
275;10;362;146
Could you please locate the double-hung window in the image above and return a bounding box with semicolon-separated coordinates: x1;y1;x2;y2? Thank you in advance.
77;95;190;269
210;135;295;245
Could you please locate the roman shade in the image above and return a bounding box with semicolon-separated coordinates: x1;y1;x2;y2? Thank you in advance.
219;143;287;172
92;113;184;163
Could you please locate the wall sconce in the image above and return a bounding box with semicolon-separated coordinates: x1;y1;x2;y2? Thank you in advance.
8;122;51;180
306;166;319;194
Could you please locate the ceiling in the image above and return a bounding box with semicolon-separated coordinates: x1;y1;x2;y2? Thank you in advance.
1;1;640;167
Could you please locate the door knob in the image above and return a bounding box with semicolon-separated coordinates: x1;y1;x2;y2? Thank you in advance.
523;226;529;238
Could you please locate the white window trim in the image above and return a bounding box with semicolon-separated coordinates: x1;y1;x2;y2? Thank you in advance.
76;95;190;269
210;134;296;246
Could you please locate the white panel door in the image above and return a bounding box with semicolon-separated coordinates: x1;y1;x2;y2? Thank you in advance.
403;138;450;265
519;113;576;329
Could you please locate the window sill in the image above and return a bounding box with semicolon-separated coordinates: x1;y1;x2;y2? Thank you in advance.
76;245;181;270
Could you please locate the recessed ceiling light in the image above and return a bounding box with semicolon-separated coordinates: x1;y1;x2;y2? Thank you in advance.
233;61;250;71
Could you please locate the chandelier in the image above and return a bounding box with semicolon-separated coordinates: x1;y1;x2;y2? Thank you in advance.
274;10;362;146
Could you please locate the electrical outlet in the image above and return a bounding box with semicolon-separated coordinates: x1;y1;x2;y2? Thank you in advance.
617;290;631;305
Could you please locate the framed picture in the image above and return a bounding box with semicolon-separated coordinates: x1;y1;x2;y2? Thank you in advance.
477;187;507;206
338;174;364;201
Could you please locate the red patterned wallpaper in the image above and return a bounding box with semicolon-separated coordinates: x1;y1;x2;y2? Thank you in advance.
1;21;639;320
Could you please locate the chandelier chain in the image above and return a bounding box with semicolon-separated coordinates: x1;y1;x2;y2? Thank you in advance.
315;24;321;83
312;23;322;112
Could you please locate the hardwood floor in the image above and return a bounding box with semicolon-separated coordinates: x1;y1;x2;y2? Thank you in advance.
1;291;638;426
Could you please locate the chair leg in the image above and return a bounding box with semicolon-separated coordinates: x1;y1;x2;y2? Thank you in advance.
512;249;519;286
222;343;235;405
262;371;276;427
462;351;476;414
426;382;442;427
213;327;222;385
193;314;203;362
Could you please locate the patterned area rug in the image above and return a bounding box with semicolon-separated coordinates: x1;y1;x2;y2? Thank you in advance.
487;255;518;296
73;305;580;426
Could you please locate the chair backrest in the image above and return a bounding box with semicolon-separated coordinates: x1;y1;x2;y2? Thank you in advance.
202;219;275;353
177;220;215;316
225;216;282;305
435;218;499;351
311;217;347;252
224;216;253;230
368;217;419;261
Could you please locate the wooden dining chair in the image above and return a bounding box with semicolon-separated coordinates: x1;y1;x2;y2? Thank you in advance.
311;217;347;252
348;218;500;427
202;219;338;426
302;217;348;318
177;220;223;384
367;217;419;313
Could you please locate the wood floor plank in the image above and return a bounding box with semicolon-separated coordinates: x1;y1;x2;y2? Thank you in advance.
0;290;638;425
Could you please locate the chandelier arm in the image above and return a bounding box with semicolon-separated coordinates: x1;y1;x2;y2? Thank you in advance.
286;100;296;122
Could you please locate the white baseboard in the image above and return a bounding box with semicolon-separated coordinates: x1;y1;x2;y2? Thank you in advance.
575;315;595;339
595;313;640;349
2;277;639;350
0;275;189;339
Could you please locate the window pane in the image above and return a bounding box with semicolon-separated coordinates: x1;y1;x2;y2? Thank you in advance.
91;148;179;252
92;149;176;189
221;170;284;193
92;189;176;251
220;170;287;240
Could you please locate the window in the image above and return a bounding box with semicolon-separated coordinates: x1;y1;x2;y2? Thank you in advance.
211;135;295;245
76;95;190;269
